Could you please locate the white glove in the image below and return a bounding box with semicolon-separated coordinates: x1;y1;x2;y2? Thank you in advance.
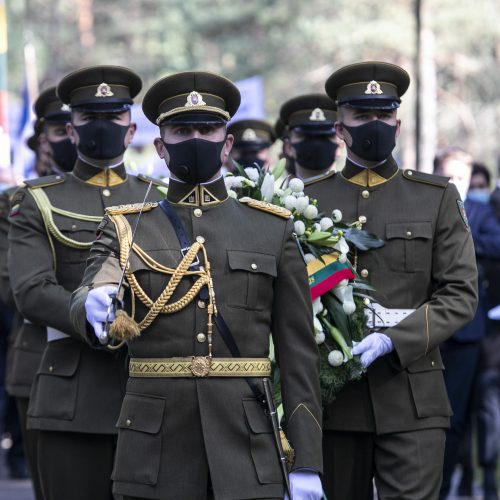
488;304;500;320
284;470;323;500
85;285;118;343
352;332;393;368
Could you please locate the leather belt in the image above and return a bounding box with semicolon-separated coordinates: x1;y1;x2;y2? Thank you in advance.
129;357;271;378
365;303;415;329
47;327;70;342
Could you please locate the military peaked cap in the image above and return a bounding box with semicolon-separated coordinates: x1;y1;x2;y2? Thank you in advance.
228;119;276;147
325;61;410;110
274;118;287;139
34;86;71;122
279;94;337;134
57;65;142;112
142;71;241;125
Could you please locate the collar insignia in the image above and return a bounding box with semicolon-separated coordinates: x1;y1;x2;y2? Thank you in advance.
364;80;383;95
242;128;258;141
185;91;206;107
309;107;326;121
61;103;71;112
95;83;114;98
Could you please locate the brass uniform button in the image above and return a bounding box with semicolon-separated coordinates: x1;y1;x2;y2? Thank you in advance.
407;171;413;176
359;215;367;224
102;188;111;197
194;208;203;218
197;333;207;343
406;230;412;237
197;300;206;309
251;263;258;270
196;236;205;244
431;361;435;367
362;190;370;199
71;224;77;231
360;269;369;278
125;419;132;427
49;366;54;372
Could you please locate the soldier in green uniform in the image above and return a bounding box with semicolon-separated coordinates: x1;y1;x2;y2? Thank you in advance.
279;94;341;184
8;66;164;500
227;118;276;170
70;71;323;500
1;87;76;500
303;62;478;499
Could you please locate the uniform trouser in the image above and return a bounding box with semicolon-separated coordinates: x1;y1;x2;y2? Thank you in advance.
322;428;445;500
16;397;43;500
38;430;116;500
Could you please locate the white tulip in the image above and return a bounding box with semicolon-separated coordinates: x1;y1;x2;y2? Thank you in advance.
227;189;238;199
289;178;305;193
224;176;235;189
260;173;276;202
294;220;306;236
312;297;324;315
303;205;319;220
244;167;260;182
320;217;334;231
342;285;356;315
315;332;326;345
328;350;344;367
338;253;347;263
276;189;285;197
232;176;245;188
313;315;323;334
333;236;349;255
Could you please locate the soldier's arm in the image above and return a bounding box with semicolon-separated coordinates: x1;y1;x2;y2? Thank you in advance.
0;191;14;306
387;183;478;368
271;219;323;474
8;188;81;338
470;205;500;258
70;216;123;346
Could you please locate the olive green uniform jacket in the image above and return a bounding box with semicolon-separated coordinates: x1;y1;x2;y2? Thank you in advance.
8;160;163;434
304;157;478;433
70;177;323;500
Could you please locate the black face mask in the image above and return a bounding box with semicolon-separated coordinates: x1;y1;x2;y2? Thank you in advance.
49;138;77;172
342;121;397;162
292;138;338;171
163;138;225;184
74;119;129;160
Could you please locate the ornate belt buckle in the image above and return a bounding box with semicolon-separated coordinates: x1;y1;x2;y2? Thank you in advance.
190;356;211;377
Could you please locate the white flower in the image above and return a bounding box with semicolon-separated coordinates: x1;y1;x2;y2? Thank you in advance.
294;196;310;213
292;191;305;198
289;178;305;193
338;253;347;264
313;315;323;334
320;217;334;231
242;178;255;188
315;332;326;345
276;189;285;197
260;173;275;202
342;285;356;315
333;236;349;255
224;176;235;189
244;167;260;182
294;220;305;236
332;209;342;223
284;195;297;211
313;223;321;232
328;350;344;367
333;280;347;302
312;297;324;315
304;253;316;264
303;205;319;220
232;176;245;188
227;189;237;199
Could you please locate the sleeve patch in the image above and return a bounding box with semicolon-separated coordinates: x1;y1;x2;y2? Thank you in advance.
457;199;469;229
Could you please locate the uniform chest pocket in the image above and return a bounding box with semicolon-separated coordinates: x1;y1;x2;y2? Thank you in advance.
54;216;99;242
386;222;433;273
226;250;277;311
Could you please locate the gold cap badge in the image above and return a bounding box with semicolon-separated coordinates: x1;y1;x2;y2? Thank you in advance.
95;83;114;98
61;103;71;112
185;91;206;107
364;80;383;95
309;107;326;121
242;128;258;141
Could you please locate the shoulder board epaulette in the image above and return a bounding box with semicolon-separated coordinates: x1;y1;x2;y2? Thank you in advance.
137;173;169;188
303;170;336;187
23;174;66;189
239;197;291;219
402;169;449;188
105;201;159;216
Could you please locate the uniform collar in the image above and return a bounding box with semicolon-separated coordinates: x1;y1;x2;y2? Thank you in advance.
72;158;128;187
341;156;399;187
167;176;228;206
303;170;336;186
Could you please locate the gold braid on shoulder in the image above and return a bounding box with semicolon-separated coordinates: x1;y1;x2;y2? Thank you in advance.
108;214;217;341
